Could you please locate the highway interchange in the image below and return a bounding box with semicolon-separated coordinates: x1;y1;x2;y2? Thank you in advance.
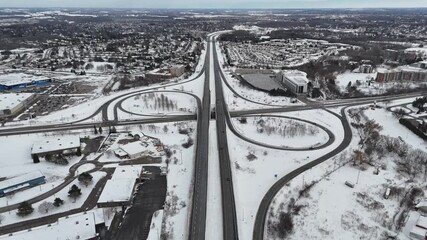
0;33;425;240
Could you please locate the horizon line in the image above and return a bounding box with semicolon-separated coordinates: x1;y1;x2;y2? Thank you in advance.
1;6;427;10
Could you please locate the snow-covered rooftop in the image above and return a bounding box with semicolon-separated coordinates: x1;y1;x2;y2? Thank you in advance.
0;211;98;240
0;73;48;87
98;166;142;204
0;93;33;111
282;70;309;85
31;136;80;155
0;171;44;191
119;141;148;156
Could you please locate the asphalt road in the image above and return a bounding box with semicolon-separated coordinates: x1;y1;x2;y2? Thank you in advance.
212;36;240;240
188;37;211;240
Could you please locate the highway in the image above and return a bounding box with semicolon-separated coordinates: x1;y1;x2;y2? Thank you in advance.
212;35;240;240
188;36;211;240
0;31;426;240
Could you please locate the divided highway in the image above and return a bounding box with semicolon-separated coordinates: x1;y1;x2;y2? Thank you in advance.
188;36;211;240
212;36;240;240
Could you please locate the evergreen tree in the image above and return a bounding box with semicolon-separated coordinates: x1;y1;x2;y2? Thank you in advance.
68;184;82;202
17;201;34;216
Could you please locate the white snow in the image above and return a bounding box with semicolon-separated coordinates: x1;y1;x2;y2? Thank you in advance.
231;116;329;149
227;109;345;240
0;211;98;240
0;93;33;111
98;165;142;204
206;121;223;240
31;136;80;155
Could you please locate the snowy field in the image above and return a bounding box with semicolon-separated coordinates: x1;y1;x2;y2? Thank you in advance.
228;109;344;240
0;172;106;226
266;102;427;240
231;116;329;149
0;131;99;207
119;92;197;118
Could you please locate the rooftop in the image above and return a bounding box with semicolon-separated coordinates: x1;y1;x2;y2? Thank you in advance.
0;211;98;240
31;136;80;155
282;70;309;85
98;166;142;203
119;141;148;156
0;73;48;87
0;171;44;191
241;73;284;91
0;93;33;111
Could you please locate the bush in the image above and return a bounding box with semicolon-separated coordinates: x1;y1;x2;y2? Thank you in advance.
53;197;64;207
182;137;194;149
17;201;34;216
275;212;294;238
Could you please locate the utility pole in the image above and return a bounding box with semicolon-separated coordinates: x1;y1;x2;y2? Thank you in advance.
356;168;361;184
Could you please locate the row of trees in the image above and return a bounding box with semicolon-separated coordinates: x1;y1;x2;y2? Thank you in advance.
255;118;320;138
350;107;427;180
16;172;91;217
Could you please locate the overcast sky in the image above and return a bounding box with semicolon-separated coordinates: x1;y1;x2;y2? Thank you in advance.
0;0;426;9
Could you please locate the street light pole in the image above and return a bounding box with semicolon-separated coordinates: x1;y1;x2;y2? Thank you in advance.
356;168;361;184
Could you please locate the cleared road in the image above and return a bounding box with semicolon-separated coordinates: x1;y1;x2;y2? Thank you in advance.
212;36;240;240
188;36;211;240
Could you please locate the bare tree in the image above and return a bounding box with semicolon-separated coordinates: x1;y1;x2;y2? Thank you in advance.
38;201;55;214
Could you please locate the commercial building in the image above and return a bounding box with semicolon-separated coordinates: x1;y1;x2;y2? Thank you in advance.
145;68;174;81
114;141;149;159
277;70;309;94
0;171;45;197
0;93;36;118
0;211;102;240
376;63;427;82
31;136;81;162
97;166;143;208
410;215;427;240
170;65;186;77
359;64;374;73
239;73;285;91
0;73;52;91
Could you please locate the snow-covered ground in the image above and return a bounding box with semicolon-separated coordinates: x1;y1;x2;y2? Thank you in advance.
206;121;223;240
0;131;92;207
118;92;197;119
231;116;330;149
266;103;427;240
0;171;106;226
227;109;344;240
116;121;196;239
147;210;164;240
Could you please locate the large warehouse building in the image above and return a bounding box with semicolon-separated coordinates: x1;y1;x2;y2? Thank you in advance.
0;93;36;118
31;136;81;163
0;73;51;91
0;171;45;197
